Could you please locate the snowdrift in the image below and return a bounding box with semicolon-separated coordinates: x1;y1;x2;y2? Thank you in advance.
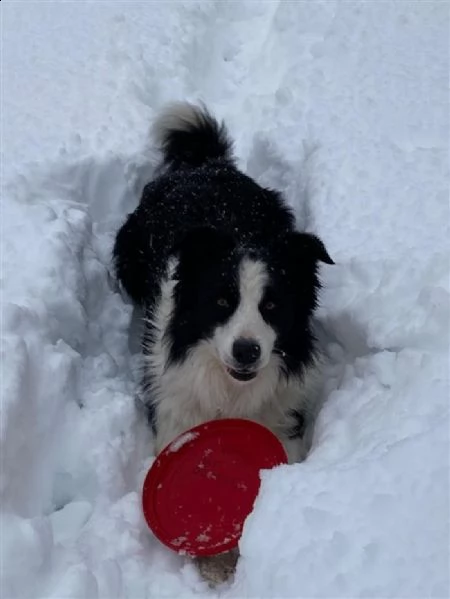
2;2;448;597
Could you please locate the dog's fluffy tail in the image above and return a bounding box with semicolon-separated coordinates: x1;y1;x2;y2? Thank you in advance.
152;102;234;168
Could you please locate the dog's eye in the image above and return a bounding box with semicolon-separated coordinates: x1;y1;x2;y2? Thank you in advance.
217;298;229;308
264;301;276;311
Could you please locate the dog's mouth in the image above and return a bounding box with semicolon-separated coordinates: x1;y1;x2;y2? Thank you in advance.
226;367;257;382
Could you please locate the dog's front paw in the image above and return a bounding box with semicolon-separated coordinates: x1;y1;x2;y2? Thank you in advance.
194;548;239;587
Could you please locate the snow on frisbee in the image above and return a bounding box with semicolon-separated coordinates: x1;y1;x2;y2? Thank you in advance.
142;419;288;556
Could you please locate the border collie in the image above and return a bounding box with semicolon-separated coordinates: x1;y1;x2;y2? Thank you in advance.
114;102;333;464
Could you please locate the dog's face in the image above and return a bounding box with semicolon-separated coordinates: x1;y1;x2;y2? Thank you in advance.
211;256;276;382
167;227;333;383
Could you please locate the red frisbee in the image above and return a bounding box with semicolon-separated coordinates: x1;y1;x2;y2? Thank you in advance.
142;419;288;557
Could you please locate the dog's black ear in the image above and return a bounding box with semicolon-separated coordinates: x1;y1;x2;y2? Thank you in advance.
286;232;334;265
173;226;235;266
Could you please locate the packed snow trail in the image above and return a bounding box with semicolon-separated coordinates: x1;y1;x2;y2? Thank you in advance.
2;2;449;598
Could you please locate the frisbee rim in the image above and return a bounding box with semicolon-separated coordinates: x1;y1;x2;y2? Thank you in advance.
142;418;288;556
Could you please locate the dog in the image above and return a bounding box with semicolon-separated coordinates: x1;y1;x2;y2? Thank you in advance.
114;102;332;582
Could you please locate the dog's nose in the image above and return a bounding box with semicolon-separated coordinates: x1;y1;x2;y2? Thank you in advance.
232;338;261;367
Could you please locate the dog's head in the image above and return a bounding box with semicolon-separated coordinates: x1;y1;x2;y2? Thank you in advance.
166;226;333;384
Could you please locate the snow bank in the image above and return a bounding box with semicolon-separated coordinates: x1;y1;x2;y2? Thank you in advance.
2;1;448;598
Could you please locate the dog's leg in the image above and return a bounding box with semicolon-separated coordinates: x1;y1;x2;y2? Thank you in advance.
194;548;239;587
283;425;314;463
283;408;317;463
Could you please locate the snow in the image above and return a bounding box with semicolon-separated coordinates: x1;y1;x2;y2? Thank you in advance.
1;1;448;598
168;432;200;453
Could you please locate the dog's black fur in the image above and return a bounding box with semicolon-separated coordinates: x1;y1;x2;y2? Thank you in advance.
114;105;332;366
114;103;332;460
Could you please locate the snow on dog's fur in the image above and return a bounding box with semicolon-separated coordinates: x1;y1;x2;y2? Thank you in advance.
114;102;333;464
